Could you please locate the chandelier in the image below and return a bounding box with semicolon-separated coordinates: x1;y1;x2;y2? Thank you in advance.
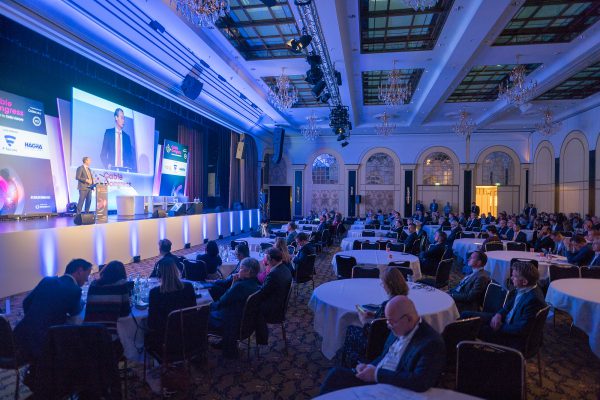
378;61;411;107
268;68;299;112
534;108;561;137
301;113;320;141
171;0;230;27
453;110;476;138
375;112;396;136
498;64;538;106
403;0;438;11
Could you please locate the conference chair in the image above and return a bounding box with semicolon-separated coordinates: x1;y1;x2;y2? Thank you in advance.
364;318;390;361
361;230;376;237
293;254;317;298
386;242;405;252
364;224;376;230
506;241;527;252
335;255;357;279
376;240;391;250
351;266;380;279
352;240;362;250
231;240;249;250
580;267;600;279
361;241;379;250
260;242;273;251
0;316;27;400
182;259;208;282
460;232;476;239
521;305;551;386
388;261;413;281
417;258;453;289
549;264;580;282
441;317;482;370
456;341;525;400
482;282;508;313
484;242;504;252
265;283;293;355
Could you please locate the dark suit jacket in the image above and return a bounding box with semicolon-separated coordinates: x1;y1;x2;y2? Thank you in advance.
498;286;546;339
293;243;316;267
371;321;445;392
566;245;594;266
404;232;418;252
75;165;94;190
210;277;260;343
471;205;480;215
533;235;555;252
512;231;527;243
100;128;136;172
429;203;438;212
257;264;292;322
196;253;222;275
419;243;446;275
449;269;491;312
286;230;298;246
498;226;509;237
415;203;424;212
14;276;83;361
149;253;183;278
466;219;480;229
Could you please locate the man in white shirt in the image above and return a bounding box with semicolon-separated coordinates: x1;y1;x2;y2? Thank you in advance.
320;295;445;394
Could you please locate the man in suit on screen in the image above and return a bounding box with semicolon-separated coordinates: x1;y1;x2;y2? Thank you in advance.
75;156;94;214
100;108;137;172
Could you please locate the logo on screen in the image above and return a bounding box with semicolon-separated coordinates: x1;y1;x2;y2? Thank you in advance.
184;152;188;160
25;142;43;150
4;135;16;147
165;143;171;154
32;116;42;127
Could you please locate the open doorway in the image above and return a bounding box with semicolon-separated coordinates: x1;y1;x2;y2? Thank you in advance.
476;186;498;217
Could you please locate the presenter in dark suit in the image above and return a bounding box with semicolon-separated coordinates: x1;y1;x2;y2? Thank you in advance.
320;295;445;394
100;108;137;172
75;156;94;214
14;259;92;362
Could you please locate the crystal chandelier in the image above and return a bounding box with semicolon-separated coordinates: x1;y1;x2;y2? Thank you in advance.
301;113;320;141
375;112;396;136
171;0;230;28
498;64;538;106
268;68;299;112
534;108;561;137
378;61;411;107
403;0;438;11
453;110;476;138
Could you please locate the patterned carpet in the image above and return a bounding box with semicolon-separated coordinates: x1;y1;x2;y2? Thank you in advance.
1;235;600;399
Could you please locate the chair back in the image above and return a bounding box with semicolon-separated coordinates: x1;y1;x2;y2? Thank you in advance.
361;241;379;250
376;240;391;250
472;227;481;232
419;234;429;253
434;258;453;288
506;241;527;251
275;231;287;238
364;319;390;361
364;224;375;230
387;242;405;252
362;230;376;237
267;282;293;324
84;283;131;334
522;305;550;359
549;264;580;282
182;259;208;282
461;232;476;239
302;226;312;231
335;255;357;279
456;340;525;400
321;229;331;247
239;291;262;341
580;267;600;279
442;317;482;367
287;245;296;255
351;266;380;279
484;242;504;252
231;240;249;250
352;240;362;250
387;261;413;280
295;254;317;283
482;282;509;313
0;315;19;366
479;232;489;239
510;257;539;269
260;242;274;251
163;304;209;364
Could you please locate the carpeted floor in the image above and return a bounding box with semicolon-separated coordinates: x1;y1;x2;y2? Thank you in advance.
1;235;600;399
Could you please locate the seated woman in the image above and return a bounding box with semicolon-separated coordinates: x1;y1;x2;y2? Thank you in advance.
196;240;222;280
146;258;196;351
86;260;131;320
339;267;409;368
258;237;294;283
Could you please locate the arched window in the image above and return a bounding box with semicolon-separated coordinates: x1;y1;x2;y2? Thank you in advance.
423;152;453;185
366;152;395;185
483;151;514;185
312;153;339;184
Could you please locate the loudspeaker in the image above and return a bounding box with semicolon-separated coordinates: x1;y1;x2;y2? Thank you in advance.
152;209;167;218
74;213;95;225
181;74;203;100
236;141;245;160
168;203;186;217
272;127;284;163
355;195;362;204
186;203;203;215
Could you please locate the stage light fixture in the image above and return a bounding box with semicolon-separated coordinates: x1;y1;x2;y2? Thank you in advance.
184;243;191;249
307;54;322;67
286;33;312;54
319;92;331;103
341;140;349;147
312;80;326;97
305;66;323;84
133;256;141;263
335;70;342;86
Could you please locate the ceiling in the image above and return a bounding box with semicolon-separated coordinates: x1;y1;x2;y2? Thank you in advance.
2;0;600;140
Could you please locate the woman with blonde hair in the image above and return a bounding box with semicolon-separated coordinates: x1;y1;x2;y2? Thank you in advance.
339;266;409;367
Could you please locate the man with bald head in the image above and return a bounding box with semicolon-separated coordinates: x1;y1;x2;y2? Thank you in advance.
320;295;445;394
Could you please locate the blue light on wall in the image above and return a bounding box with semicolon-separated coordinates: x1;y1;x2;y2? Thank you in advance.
183;216;189;244
256;209;260;227
41;231;57;276
129;222;139;257
159;219;166;240
218;214;222;236
202;215;207;239
229;211;234;234
240;210;244;231
94;227;105;266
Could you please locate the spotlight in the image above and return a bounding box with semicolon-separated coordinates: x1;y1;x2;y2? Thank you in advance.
203;238;209;244
184;243;191;249
319;92;331;103
305;66;323;84
306;54;322;66
335;70;342;86
149;20;165;34
312;80;326;97
341;140;349;147
286;34;312;53
133;255;141;263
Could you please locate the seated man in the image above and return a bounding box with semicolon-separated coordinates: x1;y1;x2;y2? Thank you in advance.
286;222;298;246
208;244;250;301
15;259;92;363
316;215;327;232
565;234;594;266
510;223;527;244
497;219;509;239
449;251;490;312
419;231;446;276
465;213;481;230
320;295;445;394
208;257;261;358
292;232;316;270
462;262;545;351
403;223;419;252
149;238;182;278
589;238;600;267
482;225;501;245
533;224;554;253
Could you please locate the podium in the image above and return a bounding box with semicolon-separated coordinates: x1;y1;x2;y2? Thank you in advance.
95;183;108;223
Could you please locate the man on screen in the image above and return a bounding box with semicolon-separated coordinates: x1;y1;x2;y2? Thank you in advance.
75;156;94;214
100;108;137;172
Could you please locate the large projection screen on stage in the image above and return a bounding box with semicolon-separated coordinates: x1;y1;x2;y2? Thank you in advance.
159;139;189;197
0;89;57;215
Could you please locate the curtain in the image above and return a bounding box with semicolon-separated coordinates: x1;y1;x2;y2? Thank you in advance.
177;124;205;201
217;127;231;209
242;135;258;209
229;132;241;209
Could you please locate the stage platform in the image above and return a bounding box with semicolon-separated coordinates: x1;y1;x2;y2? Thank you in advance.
0;209;260;299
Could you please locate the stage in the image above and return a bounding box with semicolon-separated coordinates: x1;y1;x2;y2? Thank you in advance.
0;209;260;299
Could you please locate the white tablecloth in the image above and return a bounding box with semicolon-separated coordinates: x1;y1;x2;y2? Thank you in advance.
340;237;390;251
331;250;421;280
485;251;568;288
347;229;391;238
185;250;262;277
452;239;509;263
315;384;482;400
308;279;459;359
546;278;600;358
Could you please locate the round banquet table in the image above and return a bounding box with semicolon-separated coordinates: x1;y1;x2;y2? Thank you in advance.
314;384;482;400
340;236;390;251
308;279;459;359
485;251;569;288
452;239;509;263
347;229;391;238
331;250;422;280
546;278;600;358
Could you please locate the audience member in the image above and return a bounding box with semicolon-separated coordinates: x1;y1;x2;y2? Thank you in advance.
196;240;223;279
482;225;501;245
533;224;554;253
286;222;298;246
449;251;490;312
419;231;446;275
209;244;249;301
86;260;130;319
564;234;593;266
149;239;182;278
589;238;600;267
292;232;315;270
